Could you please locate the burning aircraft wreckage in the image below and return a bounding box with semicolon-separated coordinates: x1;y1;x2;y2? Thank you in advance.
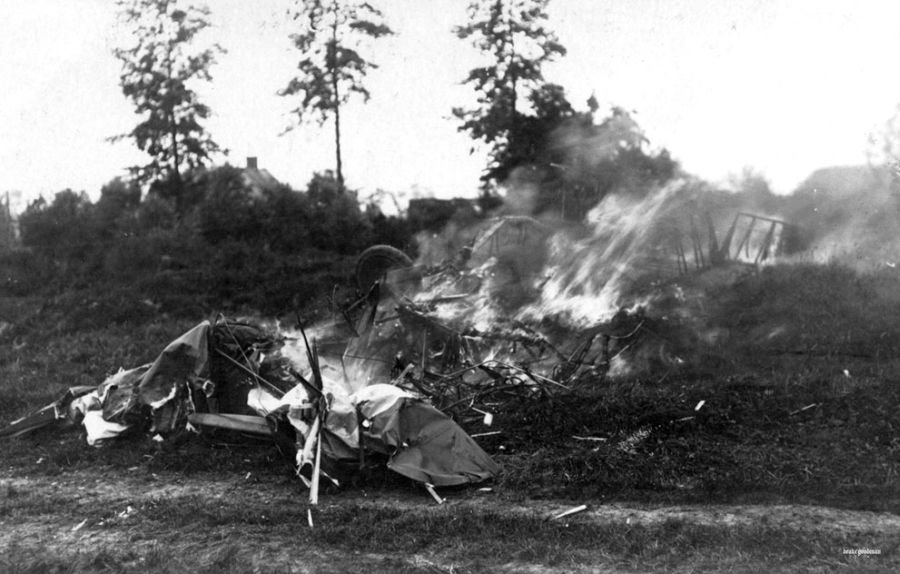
2;180;800;505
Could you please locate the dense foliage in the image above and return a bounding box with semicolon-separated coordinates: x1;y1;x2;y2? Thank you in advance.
8;168;413;318
453;0;567;187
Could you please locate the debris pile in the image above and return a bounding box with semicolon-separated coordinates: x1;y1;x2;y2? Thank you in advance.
315;213;664;428
2;316;500;497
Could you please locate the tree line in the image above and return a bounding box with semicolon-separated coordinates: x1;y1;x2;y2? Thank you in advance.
9;168;410;319
110;0;675;205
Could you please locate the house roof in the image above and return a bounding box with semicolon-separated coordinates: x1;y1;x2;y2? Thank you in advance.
241;167;282;198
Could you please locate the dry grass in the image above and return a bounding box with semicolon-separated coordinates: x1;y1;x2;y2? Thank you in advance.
2;476;898;573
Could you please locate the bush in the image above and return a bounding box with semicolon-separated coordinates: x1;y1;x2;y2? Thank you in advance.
8;167;416;320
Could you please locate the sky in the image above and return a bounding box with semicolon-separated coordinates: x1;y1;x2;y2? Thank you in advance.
3;0;900;213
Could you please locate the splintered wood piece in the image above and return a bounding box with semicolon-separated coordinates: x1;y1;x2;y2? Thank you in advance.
551;504;588;521
424;483;445;505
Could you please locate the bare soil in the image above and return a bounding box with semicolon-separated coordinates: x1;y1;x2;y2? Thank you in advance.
2;465;897;573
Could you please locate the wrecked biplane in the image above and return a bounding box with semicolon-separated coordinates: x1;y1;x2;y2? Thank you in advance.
1;316;500;496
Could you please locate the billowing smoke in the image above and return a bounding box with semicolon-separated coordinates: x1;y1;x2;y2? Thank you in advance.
781;165;900;269
394;156;900;381
285;127;900;390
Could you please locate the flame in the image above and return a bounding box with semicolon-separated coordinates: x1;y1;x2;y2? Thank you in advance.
404;183;687;334
278;180;729;386
518;180;686;328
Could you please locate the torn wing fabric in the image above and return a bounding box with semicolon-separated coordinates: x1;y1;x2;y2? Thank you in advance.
0;386;95;438
2;320;500;488
277;383;500;486
69;321;210;438
382;400;500;486
320;396;360;461
352;384;413;418
134;321;210;434
3;322;211;443
98;365;150;424
352;384;410;455
82;410;130;446
246;387;281;416
352;384;500;486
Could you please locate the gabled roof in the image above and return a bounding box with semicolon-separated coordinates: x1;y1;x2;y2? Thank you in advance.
241;167;282;199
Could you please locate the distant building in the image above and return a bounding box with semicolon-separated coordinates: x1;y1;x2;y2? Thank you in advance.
241;157;283;198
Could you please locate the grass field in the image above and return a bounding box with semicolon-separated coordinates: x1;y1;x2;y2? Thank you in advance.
2;262;900;572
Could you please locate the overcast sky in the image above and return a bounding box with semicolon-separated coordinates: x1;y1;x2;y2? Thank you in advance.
3;0;900;211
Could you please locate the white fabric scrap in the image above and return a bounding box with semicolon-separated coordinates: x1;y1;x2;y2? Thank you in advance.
83;410;130;447
278;384;313;438
247;387;281;416
350;384;413;418
67;392;101;423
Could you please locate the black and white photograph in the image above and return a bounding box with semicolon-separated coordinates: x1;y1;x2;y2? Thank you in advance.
1;1;898;571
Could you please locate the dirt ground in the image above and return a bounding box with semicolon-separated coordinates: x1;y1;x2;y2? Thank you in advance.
2;464;897;573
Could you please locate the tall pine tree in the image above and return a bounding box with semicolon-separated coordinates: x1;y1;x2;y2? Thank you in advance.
112;0;225;185
453;0;567;186
280;0;392;187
